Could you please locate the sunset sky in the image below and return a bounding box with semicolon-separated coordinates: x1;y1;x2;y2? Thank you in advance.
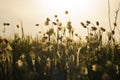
0;0;120;39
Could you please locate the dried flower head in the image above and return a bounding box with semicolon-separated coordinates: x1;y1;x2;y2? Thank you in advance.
65;11;68;14
91;27;97;31
56;19;59;22
86;20;91;25
67;21;72;30
17;59;23;67
112;30;115;35
45;18;50;26
113;22;117;26
46;28;54;36
96;21;99;26
43;36;48;39
75;33;78;36
90;33;93;36
6;23;10;26
35;24;39;26
16;25;19;28
80;22;86;28
57;22;62;26
45;21;49;26
54;15;58;18
47;17;50;21
100;27;106;32
53;22;57;25
58;26;62;30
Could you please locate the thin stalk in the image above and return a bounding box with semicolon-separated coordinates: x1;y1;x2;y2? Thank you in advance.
108;0;112;31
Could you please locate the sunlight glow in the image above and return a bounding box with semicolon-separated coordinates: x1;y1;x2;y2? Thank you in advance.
35;0;104;38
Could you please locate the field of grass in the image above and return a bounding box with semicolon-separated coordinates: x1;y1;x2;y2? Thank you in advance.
0;9;120;80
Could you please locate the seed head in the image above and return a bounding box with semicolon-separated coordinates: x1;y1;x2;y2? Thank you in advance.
16;25;19;28
112;30;115;35
54;15;58;18
58;26;62;30
80;22;86;28
65;11;68;14
96;21;99;26
75;33;78;36
56;19;59;22
113;22;117;26
57;22;62;26
100;27;106;32
46;17;50;21
53;22;57;25
35;24;39;26
90;33;93;36
86;20;91;25
91;27;97;31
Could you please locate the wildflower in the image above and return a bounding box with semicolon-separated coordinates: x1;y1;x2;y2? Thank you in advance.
67;21;72;30
20;53;25;59
57;21;62;26
100;27;106;32
58;26;62;30
81;67;88;75
96;21;99;26
32;59;35;65
91;27;97;31
92;64;96;71
106;60;112;66
46;28;54;36
6;44;12;51
65;10;68;14
80;22;86;28
17;59;23;67
45;17;50;26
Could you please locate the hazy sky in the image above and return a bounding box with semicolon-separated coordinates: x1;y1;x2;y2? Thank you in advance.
0;0;120;38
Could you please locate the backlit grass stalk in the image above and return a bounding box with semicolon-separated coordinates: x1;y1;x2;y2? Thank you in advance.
108;0;112;31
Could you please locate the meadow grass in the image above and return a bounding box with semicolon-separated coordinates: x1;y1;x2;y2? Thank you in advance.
0;4;120;80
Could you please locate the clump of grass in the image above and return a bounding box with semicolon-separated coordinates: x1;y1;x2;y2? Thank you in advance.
0;3;120;80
